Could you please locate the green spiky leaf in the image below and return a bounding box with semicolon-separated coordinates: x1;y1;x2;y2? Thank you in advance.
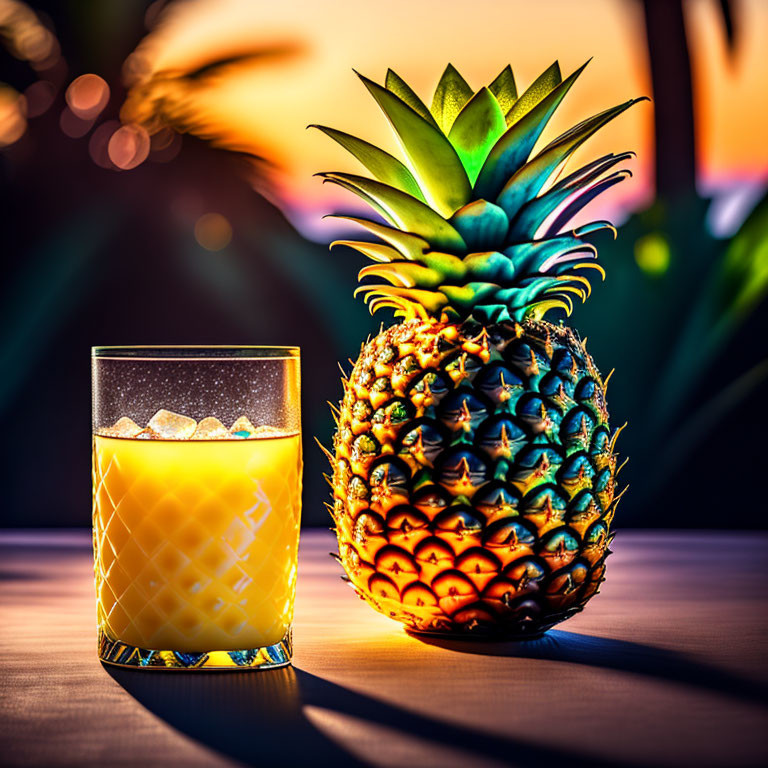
496;275;563;308
462;251;518;282
320;174;390;221
489;65;518;115
320;172;466;252
503;235;596;275
440;282;503;309
419;251;467;281
362;250;468;288
571;221;617;239
496;98;643;219
508;153;633;240
473;61;589;202
550;151;635;194
448;87;507;185
359;72;472;217
331;240;403;263
506;61;562;125
449;200;509;250
385;69;438;127
430;64;474;132
325;215;429;261
360;261;444;288
545;175;629;237
317;62;642;324
311;125;425;201
358;284;448;314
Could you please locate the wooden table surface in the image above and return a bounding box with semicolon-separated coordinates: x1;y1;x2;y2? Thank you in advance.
1;530;766;768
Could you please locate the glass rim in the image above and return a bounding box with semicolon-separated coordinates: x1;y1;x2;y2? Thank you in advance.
92;345;300;360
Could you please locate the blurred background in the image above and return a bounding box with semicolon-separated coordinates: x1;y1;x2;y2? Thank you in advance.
1;0;766;528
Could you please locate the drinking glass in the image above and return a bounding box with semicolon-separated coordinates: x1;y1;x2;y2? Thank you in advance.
91;346;301;670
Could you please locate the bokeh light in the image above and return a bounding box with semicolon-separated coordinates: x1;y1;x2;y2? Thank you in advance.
65;74;110;120
0;0;60;69
0;0;61;71
149;127;182;163
0;85;27;147
170;191;204;224
14;20;54;63
634;233;672;276
149;126;175;150
88;120;121;170
59;107;94;139
194;212;232;251
23;80;56;117
107;123;151;170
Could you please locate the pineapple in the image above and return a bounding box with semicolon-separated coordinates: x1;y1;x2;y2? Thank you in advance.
316;62;642;637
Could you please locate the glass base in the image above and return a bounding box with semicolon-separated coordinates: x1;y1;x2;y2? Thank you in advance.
98;627;292;670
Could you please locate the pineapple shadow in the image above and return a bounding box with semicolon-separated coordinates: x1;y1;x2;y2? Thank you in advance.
106;664;641;768
408;629;768;708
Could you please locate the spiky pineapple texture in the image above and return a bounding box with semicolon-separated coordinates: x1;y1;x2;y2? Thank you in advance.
315;61;644;323
318;62;640;636
329;318;626;636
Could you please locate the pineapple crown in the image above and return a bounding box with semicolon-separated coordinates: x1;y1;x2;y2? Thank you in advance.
314;61;646;324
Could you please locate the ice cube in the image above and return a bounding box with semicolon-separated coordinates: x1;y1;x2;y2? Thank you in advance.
229;415;256;438
193;416;229;440
101;416;142;438
147;409;197;439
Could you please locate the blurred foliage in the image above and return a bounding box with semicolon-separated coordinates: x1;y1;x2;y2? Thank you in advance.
566;0;768;524
119;40;302;157
573;190;768;517
718;192;768;325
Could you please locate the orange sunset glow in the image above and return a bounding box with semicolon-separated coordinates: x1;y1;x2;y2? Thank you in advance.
116;0;767;237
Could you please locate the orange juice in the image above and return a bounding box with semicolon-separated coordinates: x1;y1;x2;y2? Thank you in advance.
92;431;302;652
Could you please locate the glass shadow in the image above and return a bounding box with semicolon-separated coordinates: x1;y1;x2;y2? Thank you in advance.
106;664;640;768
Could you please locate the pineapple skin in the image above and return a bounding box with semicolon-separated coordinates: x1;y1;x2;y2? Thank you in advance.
332;317;619;638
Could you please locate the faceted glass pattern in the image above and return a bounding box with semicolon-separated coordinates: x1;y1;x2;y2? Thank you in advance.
92;431;302;666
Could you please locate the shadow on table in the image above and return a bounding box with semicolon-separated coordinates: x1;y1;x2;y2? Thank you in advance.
411;629;768;708
0;568;51;581
107;663;640;768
